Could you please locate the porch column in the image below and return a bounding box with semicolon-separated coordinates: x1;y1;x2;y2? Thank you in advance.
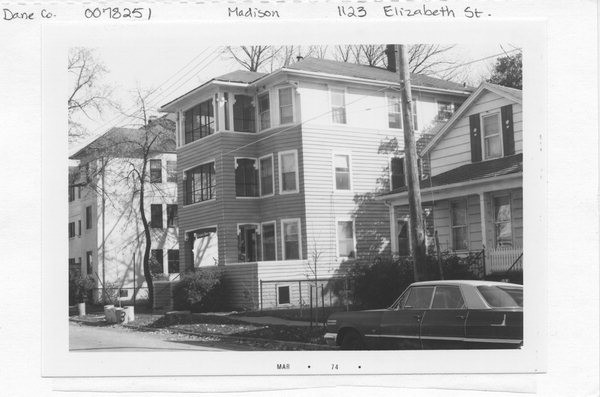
479;192;488;275
388;203;397;254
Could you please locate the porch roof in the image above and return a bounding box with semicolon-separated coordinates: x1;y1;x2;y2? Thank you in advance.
381;153;523;197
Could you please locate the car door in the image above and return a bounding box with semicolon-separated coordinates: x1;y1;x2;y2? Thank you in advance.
420;285;468;349
379;286;434;349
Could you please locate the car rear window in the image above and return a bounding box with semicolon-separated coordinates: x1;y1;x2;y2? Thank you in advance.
477;286;523;308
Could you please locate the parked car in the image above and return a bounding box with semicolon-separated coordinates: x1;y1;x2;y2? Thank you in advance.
324;280;523;350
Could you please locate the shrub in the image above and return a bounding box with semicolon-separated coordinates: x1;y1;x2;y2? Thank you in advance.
69;275;96;304
172;268;228;312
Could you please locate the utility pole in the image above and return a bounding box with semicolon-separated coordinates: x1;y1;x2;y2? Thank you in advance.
396;44;426;281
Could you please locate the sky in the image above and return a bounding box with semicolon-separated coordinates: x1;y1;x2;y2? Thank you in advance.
69;43;519;154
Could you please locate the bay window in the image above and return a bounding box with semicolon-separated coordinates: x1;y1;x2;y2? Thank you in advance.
279;150;298;194
259;155;274;196
279;87;294;124
233;94;255;133
261;222;276;261
184;99;214;144
184;162;215;205
282;219;301;260
258;92;270;130
235;158;258;197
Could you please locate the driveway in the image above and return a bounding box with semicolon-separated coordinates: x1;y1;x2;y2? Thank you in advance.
69;322;256;352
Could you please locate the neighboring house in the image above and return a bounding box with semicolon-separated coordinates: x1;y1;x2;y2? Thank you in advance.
378;82;523;277
68;118;179;302
158;55;474;310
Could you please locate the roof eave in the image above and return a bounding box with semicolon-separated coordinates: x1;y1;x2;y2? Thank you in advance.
159;79;256;113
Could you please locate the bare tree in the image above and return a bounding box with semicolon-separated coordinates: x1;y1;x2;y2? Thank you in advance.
356;44;387;67
68;47;113;144
225;46;282;72
406;44;458;78
333;45;353;63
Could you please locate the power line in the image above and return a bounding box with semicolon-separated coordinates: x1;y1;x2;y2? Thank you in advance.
434;47;521;75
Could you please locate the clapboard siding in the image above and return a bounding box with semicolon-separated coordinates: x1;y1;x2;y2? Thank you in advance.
430;91;523;176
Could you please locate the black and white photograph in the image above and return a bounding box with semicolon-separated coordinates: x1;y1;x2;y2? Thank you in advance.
66;42;524;353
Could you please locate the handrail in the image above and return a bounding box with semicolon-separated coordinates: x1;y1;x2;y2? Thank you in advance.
505;252;523;275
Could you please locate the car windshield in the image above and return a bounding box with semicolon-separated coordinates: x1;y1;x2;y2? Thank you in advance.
477;286;523;308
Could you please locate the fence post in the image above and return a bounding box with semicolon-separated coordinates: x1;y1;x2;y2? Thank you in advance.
321;284;325;326
309;285;313;329
259;279;263;312
298;280;302;317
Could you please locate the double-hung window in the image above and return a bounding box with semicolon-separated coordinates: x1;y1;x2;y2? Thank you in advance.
261;222;276;261
281;219;301;260
233;95;256;133
258;92;270;130
388;94;402;129
278;87;294;124
150;204;163;228
279;150;298;194
167;250;179;273
166;161;177;183
259;155;274;196
334;154;351;190
493;195;513;248
68;222;75;238
68;186;75;202
150;159;162;183
482;113;502;159
184;162;215;205
166;204;177;227
331;88;346;124
235;158;258;197
85;206;92;229
437;101;454;121
184;99;214;144
150;249;164;274
337;221;356;258
450;200;468;250
390;157;406;190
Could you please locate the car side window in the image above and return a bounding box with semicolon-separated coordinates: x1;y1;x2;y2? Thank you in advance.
431;286;465;309
403;286;434;309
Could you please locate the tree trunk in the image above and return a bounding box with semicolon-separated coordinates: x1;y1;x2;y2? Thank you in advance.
139;173;154;308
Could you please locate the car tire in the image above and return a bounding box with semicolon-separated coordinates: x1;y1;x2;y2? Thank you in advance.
340;330;365;350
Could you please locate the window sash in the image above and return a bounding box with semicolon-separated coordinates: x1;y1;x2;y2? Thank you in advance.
282;220;300;260
483;113;502;158
334;154;350;190
331;89;346;124
150;204;163;228
437;101;454;121
68;222;75;238
233;95;256;133
185;163;215;204
167;204;177;227
166;161;177;183
388;95;402;129
150;249;164;274
391;157;405;189
167;250;179;273
235;159;258;197
261;223;276;261
259;156;273;196
85;206;92;229
278;286;291;305
450;200;468;250
150;159;162;183
280;152;297;193
279;88;293;124
258;93;270;130
337;221;355;258
493;196;513;247
184;99;214;144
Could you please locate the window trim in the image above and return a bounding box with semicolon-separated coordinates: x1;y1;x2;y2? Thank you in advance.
435;99;455;122
480;110;504;160
234;157;259;199
332;152;353;192
258;154;275;198
166;204;178;228
182;159;217;207
387;92;403;130
276;284;292;306
278;149;300;195
182;97;216;145
329;87;347;125
150;204;163;229
85;206;92;230
450;198;469;251
149;159;162;183
166;160;177;183
167;249;180;274
389;155;406;190
335;219;357;259
260;221;277;261
280;218;302;261
257;91;271;131
277;86;295;126
492;192;514;248
150;248;165;275
236;223;260;263
68;221;76;239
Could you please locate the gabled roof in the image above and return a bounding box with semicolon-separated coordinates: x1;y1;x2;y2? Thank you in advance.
385;153;522;195
214;70;266;84
70;117;176;160
286;57;475;93
421;82;522;154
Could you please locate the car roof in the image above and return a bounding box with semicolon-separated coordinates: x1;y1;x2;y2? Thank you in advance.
409;279;522;288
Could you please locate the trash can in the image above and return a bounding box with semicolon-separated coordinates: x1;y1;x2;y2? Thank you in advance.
115;308;126;324
123;306;135;323
103;305;116;323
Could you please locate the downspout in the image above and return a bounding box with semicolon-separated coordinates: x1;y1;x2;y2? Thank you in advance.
101;157;106;298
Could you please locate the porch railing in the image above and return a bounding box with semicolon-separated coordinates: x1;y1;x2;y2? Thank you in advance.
487;247;523;274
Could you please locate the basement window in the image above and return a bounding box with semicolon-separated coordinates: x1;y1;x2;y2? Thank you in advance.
278;286;291;305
